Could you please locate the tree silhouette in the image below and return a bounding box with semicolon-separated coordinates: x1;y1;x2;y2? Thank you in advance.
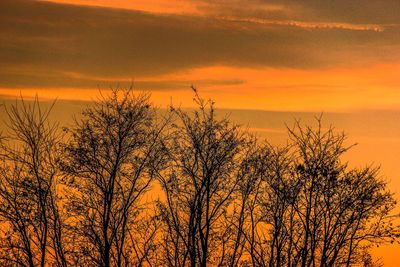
156;90;252;266
60;89;168;266
245;118;400;267
0;98;66;267
0;90;398;266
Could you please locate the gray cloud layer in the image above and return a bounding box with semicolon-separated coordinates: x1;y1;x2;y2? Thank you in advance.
198;0;400;24
0;0;399;89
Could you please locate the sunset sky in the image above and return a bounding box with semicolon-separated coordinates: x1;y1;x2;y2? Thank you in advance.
1;0;400;110
1;1;400;265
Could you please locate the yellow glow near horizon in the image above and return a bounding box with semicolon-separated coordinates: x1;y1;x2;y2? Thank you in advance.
40;0;201;14
2;63;399;111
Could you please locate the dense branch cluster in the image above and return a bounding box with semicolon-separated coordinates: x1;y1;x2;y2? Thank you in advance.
0;89;398;267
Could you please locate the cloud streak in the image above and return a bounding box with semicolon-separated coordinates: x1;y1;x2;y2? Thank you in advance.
0;0;399;90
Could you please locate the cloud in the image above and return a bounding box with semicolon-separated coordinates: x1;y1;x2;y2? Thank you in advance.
0;67;244;89
0;0;399;89
266;0;400;25
195;0;400;25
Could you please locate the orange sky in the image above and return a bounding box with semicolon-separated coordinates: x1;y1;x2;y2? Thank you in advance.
41;0;202;14
2;63;400;111
1;0;400;111
1;1;400;264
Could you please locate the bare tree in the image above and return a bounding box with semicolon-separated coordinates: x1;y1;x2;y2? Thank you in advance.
242;144;294;267
0;98;67;267
60;89;168;267
156;89;251;267
0;92;398;267
246;118;400;267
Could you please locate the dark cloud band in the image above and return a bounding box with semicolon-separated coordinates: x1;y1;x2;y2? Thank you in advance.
0;0;399;90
